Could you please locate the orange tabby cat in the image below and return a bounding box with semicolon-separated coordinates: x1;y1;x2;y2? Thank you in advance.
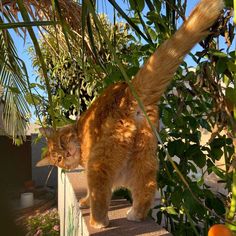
37;0;224;229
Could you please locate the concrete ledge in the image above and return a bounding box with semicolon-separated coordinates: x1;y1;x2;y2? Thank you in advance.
58;168;172;236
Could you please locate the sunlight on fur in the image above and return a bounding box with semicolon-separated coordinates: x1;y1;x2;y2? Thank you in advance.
37;0;224;229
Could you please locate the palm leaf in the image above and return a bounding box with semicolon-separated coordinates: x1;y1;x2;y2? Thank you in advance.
0;20;58;30
16;0;56;129
0;24;30;144
51;0;73;57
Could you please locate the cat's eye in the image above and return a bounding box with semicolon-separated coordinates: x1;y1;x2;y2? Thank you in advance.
57;156;63;163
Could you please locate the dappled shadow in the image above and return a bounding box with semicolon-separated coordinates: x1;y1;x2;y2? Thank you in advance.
91;217;171;236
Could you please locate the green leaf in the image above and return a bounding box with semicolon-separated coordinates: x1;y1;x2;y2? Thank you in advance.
212;197;225;215
227;61;236;72
162;206;178;215
227;222;236;232
209;49;228;58
52;0;76;58
184;116;198;129
156;211;163;225
192;150;206;168
209;148;223;161
29;82;45;90
167;139;186;157
206;195;225;215
171;188;183;206
14;138;22;146
225;0;233;7
186;145;206;168
199;118;211;131
197;176;204;186
210;137;225;148
7;86;21;94
183;190;195;212
226;138;233;145
25;92;41;105
108;0;150;43
185;132;200;144
129;0;145;11
147;27;157;41
41;146;48;159
226;87;236;105
216;58;228;74
162;108;173;127
212;166;226;180
127;66;139;77
0;21;57;30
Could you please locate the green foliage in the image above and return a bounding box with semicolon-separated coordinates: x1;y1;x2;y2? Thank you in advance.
0;18;30;144
156;26;236;234
29;15;137;127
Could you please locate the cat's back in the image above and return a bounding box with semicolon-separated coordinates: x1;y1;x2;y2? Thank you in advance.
77;82;158;165
76;82;133;161
78;81;159;138
78;82;130;131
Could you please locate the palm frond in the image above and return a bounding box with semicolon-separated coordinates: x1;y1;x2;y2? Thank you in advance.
1;0;82;34
0;23;30;144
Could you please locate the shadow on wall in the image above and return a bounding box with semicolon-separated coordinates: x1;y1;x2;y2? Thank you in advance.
31;133;57;188
0;135;32;192
0;134;57;190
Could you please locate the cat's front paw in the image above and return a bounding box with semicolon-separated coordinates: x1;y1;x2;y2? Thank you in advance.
126;207;142;222
90;216;109;229
79;197;90;209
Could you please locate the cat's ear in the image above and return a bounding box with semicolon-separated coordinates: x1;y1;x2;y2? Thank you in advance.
36;156;51;167
39;127;54;138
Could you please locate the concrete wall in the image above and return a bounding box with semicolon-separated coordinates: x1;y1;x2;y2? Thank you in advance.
58;169;82;236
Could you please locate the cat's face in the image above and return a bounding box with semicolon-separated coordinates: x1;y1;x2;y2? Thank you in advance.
36;125;80;170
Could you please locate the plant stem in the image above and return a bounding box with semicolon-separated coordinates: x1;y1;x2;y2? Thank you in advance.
227;0;236;227
183;206;200;236
228;170;236;220
234;0;236;25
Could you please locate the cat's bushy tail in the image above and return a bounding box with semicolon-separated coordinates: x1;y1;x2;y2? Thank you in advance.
132;0;224;106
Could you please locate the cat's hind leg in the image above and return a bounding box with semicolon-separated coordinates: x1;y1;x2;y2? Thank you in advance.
126;139;158;221
127;171;157;221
